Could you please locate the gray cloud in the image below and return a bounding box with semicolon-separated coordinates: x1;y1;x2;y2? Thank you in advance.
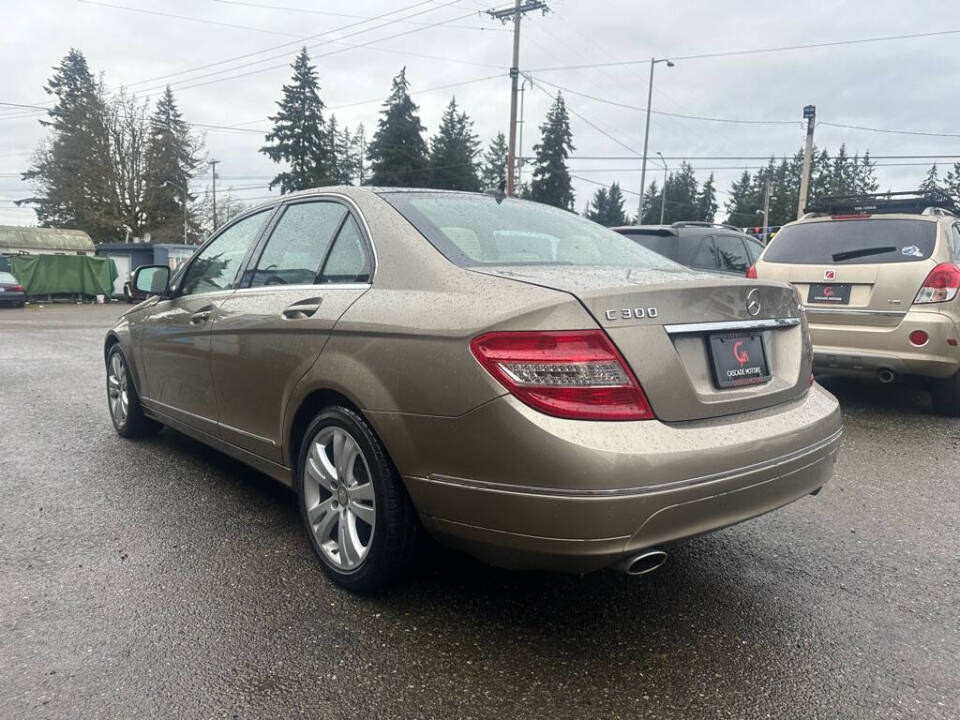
2;0;959;225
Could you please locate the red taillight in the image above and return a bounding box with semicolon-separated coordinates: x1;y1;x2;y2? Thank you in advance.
4;284;23;292
830;213;871;220
908;330;929;347
469;330;655;421
745;264;757;279
914;263;960;304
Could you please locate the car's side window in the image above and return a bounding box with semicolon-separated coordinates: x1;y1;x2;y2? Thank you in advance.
318;215;372;284
714;234;750;273
745;238;764;263
249;202;347;287
179;209;272;296
687;236;717;269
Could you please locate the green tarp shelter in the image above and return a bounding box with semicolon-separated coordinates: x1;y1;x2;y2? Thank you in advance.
9;254;117;297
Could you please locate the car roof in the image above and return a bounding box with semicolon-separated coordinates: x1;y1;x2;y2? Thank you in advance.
613;223;759;240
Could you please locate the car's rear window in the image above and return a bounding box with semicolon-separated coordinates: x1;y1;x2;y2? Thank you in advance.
381;192;678;270
618;232;679;261
0;271;17;283
763;219;937;264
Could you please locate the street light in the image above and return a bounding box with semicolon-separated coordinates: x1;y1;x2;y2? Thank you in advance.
638;58;675;221
162;179;190;245
656;151;668;225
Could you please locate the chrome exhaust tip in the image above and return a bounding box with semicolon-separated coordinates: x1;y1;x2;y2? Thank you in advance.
620;549;669;576
877;368;896;384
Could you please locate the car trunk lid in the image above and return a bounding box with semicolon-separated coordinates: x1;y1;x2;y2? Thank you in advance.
473;266;809;422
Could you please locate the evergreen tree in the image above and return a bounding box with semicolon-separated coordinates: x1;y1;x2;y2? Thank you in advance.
639;180;663;224
260;48;333;193
724;170;755;228
324;115;353;185
480;131;508;189
351;123;367;185
529;93;575;210
428;97;481;191
586;187;609;223
367;67;429;186
662;161;699;223
604;182;627;226
944;162;960;203
143;86;203;243
695;173;718;222
920;164;945;194
20;49;115;240
853;152;879;195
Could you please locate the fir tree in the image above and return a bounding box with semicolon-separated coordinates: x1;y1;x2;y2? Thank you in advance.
586;187;609;223
20;49;115;240
724;170;755;228
920;164;945;194
428;97;481;191
260;48;333;193
367;67;429;187
944;162;960;203
480;131;508;189
529;93;575;210
695;173;718;222
604;183;627;226
640;180;662;224
143;86;203;243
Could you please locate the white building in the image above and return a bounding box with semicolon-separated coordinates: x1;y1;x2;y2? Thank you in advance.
0;226;95;256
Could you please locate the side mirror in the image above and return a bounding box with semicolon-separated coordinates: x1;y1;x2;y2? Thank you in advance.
132;265;171;297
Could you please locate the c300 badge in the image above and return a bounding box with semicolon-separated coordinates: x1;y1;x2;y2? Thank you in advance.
604;307;659;321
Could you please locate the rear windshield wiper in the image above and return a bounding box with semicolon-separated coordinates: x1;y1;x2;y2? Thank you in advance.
831;246;897;262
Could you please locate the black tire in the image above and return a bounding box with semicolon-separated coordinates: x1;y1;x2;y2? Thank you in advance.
106;345;162;438
296;406;421;593
932;370;960;417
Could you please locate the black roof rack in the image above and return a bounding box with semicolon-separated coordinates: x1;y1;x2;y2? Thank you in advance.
670;221;742;232
805;190;958;216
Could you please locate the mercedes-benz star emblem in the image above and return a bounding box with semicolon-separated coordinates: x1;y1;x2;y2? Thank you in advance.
746;289;762;316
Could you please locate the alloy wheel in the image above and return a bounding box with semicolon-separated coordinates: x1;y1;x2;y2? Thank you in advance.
303;426;376;570
107;352;129;428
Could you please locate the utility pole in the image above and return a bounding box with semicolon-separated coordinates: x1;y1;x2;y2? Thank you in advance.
657;151;668;225
638;58;675;220
797;104;816;220
209;159;220;232
487;0;548;196
762;178;773;243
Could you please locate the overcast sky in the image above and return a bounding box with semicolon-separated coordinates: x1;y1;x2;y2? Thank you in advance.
2;0;959;227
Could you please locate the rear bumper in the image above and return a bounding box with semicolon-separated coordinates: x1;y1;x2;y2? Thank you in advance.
0;291;25;305
372;384;842;573
811;309;960;380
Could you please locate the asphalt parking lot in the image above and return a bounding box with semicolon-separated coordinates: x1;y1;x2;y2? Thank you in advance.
1;303;957;720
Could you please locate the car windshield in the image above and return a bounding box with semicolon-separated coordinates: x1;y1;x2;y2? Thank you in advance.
381;192;679;270
763;218;937;264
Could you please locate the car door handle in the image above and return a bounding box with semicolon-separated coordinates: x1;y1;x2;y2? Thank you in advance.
190;306;214;325
281;297;323;320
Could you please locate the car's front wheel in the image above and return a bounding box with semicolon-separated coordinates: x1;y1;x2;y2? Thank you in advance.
296;406;420;592
106;346;162;438
932;370;960;417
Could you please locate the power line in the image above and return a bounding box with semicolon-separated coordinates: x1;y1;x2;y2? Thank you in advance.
77;0;301;37
96;0;446;91
528;76;798;125
158;8;482;94
818;121;960;139
527;28;960;71
207;0;507;32
527;154;960;161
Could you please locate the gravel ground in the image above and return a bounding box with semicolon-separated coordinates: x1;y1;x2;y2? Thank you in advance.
1;303;957;719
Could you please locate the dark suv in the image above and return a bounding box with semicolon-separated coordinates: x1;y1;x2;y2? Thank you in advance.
613;222;763;276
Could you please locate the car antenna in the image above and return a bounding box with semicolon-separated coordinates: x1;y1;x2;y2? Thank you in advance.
484;179;507;205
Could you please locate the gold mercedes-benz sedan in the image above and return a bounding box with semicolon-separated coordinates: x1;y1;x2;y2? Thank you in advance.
105;187;842;591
